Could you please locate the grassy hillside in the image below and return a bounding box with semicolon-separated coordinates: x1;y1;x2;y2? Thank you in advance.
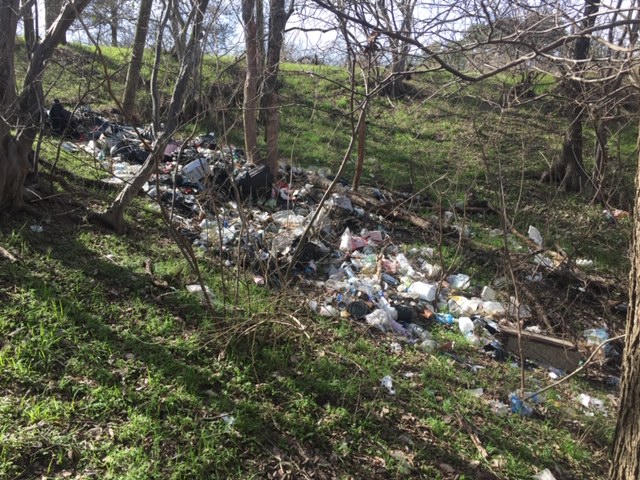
1;42;635;479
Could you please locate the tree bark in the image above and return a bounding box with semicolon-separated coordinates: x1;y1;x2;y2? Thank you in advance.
242;0;261;165
122;0;154;119
109;2;119;46
22;0;37;59
609;122;640;479
0;0;19;112
45;0;66;44
261;0;293;177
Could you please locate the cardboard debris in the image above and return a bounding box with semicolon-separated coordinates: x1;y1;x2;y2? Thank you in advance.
499;326;581;372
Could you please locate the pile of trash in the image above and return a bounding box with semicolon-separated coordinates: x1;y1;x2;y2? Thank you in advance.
51;101;621;418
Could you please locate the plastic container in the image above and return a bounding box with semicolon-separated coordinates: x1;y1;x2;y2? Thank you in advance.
420;339;438;352
182;157;210;184
347;301;370;319
509;392;533;416
407;281;437;302
447;273;471;290
395;253;414;275
458;316;474;335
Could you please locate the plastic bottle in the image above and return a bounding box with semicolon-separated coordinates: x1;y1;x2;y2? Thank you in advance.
435;313;454;325
420;339;438;352
509;392;533;416
407;323;432;341
395;253;415;276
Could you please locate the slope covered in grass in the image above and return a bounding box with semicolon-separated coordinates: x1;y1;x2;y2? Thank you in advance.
1;42;634;479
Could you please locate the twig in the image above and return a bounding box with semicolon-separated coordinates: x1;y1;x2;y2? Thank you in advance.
0;245;19;263
455;412;489;459
524;334;625;401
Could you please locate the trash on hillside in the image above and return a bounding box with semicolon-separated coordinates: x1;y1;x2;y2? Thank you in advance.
528;225;543;247
52;103;616;398
533;468;557;480
577;393;606;415
380;375;396;395
509;392;533;417
186;284;214;303
30;225;43;233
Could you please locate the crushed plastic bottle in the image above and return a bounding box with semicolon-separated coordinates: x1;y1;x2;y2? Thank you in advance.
419;339;438;352
435;313;455;325
509;392;533;417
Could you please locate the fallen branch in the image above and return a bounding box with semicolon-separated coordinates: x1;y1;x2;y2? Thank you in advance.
455;412;489;459
0;245;19;263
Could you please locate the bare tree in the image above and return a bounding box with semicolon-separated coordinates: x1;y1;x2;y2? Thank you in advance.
1;0;91;211
609;114;640;478
121;0;155;119
261;0;295;176
45;0;67;44
241;0;262;165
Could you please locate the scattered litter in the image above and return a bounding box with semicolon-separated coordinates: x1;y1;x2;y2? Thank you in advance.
509;392;533;417
30;225;43;233
380;375;396;395
577;393;606;414
48;102;617;420
575;258;594;268
221;414;236;427
528;225;543;247
487;399;510;416
533;468;557;480
186;284;214;303
583;328;609;347
466;388;484;398
448;273;471;290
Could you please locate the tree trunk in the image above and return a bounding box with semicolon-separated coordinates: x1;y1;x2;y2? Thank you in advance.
261;0;293;177
592;120;608;203
23;0;37;59
170;1;186;62
109;3;119;47
151;0;172;135
0;0;18;112
609;123;640;479
45;0;66;44
242;0;261;165
95;0;210;233
122;0;154;119
543;0;599;192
